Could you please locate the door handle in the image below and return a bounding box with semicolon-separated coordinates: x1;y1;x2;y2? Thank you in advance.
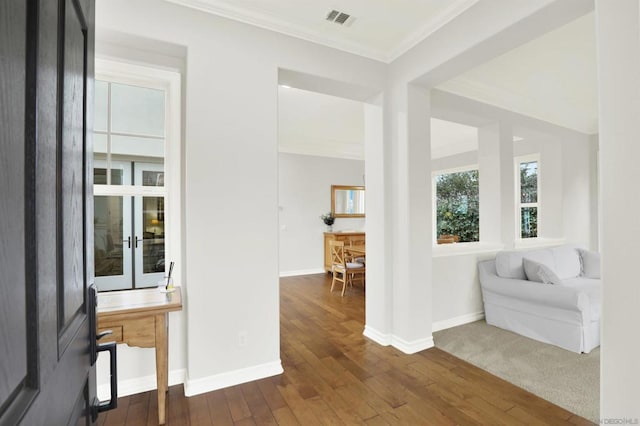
123;236;131;249
88;284;118;421
135;236;144;248
94;340;118;418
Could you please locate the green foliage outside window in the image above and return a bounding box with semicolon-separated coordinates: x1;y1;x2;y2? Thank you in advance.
519;161;538;238
520;161;538;203
436;170;479;242
521;207;538;238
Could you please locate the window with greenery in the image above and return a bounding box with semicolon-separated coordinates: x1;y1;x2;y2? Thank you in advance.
435;169;479;243
518;160;538;238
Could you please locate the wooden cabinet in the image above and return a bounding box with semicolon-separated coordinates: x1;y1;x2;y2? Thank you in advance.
324;231;365;272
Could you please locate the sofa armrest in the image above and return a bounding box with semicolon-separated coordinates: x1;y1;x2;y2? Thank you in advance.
479;260;589;313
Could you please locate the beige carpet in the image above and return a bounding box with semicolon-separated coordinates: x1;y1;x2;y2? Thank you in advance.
433;320;599;423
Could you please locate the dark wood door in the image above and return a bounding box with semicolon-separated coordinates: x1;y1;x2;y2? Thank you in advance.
0;0;100;424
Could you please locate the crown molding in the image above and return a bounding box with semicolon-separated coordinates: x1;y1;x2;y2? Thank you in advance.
165;0;387;61
165;0;477;63
278;132;364;160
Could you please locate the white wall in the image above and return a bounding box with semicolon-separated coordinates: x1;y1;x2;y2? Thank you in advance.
96;0;385;396
432;150;478;172
596;0;640;418
432;251;497;329
562;136;599;249
278;153;365;275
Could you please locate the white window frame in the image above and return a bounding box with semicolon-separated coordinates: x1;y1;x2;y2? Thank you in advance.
515;154;541;240
432;164;480;246
94;58;182;288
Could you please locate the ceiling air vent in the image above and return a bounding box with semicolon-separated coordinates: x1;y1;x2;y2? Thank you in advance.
326;9;355;27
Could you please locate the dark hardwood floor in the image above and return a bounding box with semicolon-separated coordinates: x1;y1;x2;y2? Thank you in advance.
99;274;594;425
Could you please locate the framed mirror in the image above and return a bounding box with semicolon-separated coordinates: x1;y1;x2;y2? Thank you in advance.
331;185;365;218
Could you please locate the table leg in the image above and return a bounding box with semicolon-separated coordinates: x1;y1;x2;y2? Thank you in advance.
155;313;168;424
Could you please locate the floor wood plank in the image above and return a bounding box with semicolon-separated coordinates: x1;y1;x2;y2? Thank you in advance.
100;274;595;425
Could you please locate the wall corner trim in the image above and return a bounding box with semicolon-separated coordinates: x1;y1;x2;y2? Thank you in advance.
432;311;485;333
391;336;435;355
183;360;283;397
363;325;392;345
364;327;436;354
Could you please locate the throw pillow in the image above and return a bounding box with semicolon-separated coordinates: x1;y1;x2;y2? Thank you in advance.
578;249;601;279
549;246;582;279
523;258;564;285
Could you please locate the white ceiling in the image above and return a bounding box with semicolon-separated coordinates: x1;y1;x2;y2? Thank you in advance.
278;87;365;160
164;0;479;62
438;12;598;134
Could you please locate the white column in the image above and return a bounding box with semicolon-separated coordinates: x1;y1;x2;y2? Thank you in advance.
363;95;392;341
540;138;563;239
596;0;640;419
478;122;515;246
390;83;433;353
498;123;515;246
478;123;502;244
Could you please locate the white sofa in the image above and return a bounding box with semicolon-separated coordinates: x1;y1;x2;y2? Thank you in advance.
478;245;601;353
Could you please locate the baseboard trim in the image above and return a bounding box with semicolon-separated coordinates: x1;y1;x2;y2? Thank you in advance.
432;312;485;333
363;325;391;346
391;335;435;354
97;369;186;400
184;360;283;397
364;326;435;354
279;268;325;277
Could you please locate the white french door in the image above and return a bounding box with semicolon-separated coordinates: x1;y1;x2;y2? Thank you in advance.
134;162;166;288
94;161;165;291
94;160;133;291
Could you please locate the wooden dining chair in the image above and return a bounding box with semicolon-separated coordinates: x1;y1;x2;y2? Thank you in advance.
329;240;365;297
349;238;366;265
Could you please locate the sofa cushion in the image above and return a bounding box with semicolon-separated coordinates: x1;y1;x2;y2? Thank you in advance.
550;246;582;279
578;249;601;279
496;249;549;280
521;249;555;271
523;258;563;285
495;246;582;280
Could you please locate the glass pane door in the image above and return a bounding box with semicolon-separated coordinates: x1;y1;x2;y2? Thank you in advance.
94;195;133;291
134;162;165;288
94;161;133;291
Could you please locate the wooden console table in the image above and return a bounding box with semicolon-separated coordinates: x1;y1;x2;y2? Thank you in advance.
97;287;182;425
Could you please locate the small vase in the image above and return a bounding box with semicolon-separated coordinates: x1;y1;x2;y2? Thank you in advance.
326;225;333;232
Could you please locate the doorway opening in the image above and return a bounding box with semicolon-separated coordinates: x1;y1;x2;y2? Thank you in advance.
276;69;384;339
